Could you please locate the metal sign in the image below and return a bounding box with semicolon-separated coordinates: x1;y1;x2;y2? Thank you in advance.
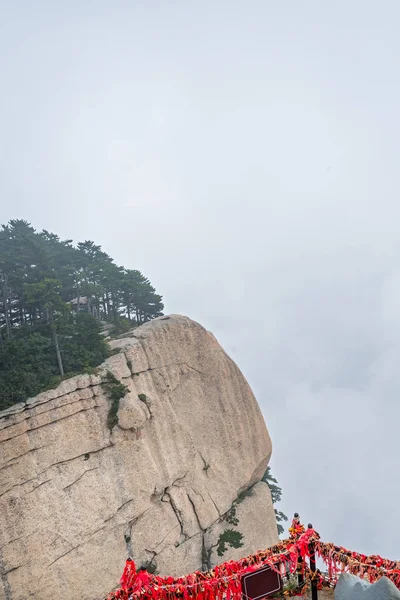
241;565;282;600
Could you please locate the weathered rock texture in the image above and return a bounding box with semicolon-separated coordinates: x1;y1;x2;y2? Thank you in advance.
335;573;400;600
0;315;278;600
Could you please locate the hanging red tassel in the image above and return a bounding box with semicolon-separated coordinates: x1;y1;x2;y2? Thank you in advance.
120;558;137;590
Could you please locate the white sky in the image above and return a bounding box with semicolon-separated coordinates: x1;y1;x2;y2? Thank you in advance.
1;1;400;560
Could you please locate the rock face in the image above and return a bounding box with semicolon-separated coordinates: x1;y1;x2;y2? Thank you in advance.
335;573;400;600
0;315;278;600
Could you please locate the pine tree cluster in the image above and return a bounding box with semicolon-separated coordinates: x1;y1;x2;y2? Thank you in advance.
0;219;164;410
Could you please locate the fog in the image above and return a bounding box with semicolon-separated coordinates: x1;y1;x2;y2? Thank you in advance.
1;1;400;559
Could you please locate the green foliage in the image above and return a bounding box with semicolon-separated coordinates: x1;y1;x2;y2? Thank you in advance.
215;492;248;558
138;393;147;402
140;562;158;575
0;314;108;410
0;332;58;407
0;219;164;411
109;382;129;403
225;506;239;526
262;466;288;535
146;564;157;575
110;316;134;338
272;574;299;598
236;488;253;503
107;403;119;431
216;529;244;557
105;371;129;430
225;488;253;526
60;313;109;374
262;467;281;503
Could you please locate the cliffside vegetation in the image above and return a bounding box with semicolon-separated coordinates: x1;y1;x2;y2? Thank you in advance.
263;466;288;535
216;468;287;561
0;219;164;410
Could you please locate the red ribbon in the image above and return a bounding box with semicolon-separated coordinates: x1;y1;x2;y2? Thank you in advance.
107;530;400;600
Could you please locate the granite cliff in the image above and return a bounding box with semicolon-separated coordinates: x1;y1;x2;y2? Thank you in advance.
0;315;278;600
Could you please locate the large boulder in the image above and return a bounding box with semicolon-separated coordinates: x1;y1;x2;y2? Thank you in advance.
0;315;278;600
335;573;400;600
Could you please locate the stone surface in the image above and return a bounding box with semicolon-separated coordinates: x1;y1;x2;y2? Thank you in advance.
205;481;277;566
335;573;400;600
0;315;278;600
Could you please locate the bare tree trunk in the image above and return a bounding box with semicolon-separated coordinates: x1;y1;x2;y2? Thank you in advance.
50;309;64;377
111;292;118;322
76;289;81;318
93;299;100;320
1;273;12;339
105;292;111;317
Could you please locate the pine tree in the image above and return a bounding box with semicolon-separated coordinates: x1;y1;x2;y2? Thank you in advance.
262;466;288;535
0;220;164;410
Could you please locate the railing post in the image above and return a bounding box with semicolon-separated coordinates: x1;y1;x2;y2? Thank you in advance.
297;554;304;588
291;512;305;590
308;523;318;600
